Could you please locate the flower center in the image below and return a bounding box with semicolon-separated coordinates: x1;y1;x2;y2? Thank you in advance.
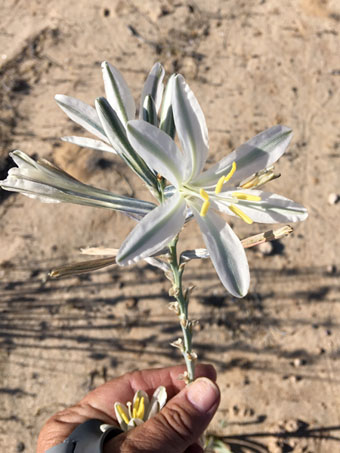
183;160;262;222
198;163;237;217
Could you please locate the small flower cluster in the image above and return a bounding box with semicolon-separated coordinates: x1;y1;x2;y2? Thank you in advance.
114;386;167;431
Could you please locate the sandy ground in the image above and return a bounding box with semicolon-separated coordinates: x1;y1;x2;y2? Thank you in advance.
0;0;339;451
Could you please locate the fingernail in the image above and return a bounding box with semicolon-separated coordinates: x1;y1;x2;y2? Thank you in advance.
187;377;219;413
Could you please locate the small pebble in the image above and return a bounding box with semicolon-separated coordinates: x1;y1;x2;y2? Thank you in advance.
326;264;337;274
243;376;250;385
293;358;306;367
125;298;137;309
258;241;273;255
16;442;25;452
284;419;300;432
328;193;339;205
289;375;303;383
232;404;239;415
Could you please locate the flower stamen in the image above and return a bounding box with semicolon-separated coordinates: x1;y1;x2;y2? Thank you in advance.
132;396;145;419
136;396;145;419
229;204;253;224
231;192;261;201
224;161;237;182
132;397;139;418
215;175;225;194
200;200;210;217
214;162;237;194
116;404;129;424
199;188;210;217
200;188;209;201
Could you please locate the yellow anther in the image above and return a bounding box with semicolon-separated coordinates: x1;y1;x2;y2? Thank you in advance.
136;396;145;420
199;188;209;201
232;192;261;201
200;200;210;217
215;175;225;194
132;397;140;418
199;188;211;216
229;204;253;224
117;404;129;424
224;161;237;182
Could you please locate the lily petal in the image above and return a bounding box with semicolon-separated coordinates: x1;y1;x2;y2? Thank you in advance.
139;62;165;117
152;386;167;410
0;151;155;215
117;192;186;265
114;403;129;431
214;189;308;223
102;61;136;124
180;248;210;262
132;390;149;421
144;257;170;273
142;94;158;126
127;120;185;187
191;203;250;298
145;385;167;420
96;97;158;188
55;94;109;143
172;75;208;181
193;125;292;189
159;74;175;138
127;418;144;430
61;136;116;153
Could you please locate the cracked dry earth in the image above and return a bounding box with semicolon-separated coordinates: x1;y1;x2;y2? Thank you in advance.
0;1;340;452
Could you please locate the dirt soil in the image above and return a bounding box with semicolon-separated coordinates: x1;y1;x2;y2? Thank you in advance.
0;1;340;452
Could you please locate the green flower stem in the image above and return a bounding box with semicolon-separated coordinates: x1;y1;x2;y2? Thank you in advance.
168;236;196;382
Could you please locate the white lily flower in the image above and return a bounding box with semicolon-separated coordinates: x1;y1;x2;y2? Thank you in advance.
116;75;308;298
114;386;167;431
0;150;155;217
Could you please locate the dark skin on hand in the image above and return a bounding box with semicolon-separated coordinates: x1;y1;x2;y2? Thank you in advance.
37;364;220;453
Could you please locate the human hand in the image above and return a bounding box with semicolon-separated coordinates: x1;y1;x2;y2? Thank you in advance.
37;364;220;453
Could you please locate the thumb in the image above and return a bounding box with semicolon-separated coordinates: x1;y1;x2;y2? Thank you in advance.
105;377;220;453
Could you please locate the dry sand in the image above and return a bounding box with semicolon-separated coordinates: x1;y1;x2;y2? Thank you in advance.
0;1;339;451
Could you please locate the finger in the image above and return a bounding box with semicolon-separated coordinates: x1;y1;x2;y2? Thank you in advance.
105;377;220;453
185;443;204;453
82;363;216;420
